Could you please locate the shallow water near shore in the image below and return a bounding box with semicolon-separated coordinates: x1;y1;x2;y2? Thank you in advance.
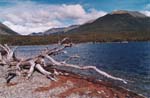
14;42;150;97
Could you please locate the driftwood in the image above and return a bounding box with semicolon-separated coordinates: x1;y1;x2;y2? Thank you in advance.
0;38;127;84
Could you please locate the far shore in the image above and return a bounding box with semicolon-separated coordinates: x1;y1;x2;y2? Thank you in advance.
1;32;150;45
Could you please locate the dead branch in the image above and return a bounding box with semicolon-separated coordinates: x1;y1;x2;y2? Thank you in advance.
0;38;127;84
45;55;127;84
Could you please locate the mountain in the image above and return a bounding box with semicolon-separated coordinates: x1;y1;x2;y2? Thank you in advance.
29;25;79;35
29;10;150;37
0;23;18;35
43;25;79;35
66;10;150;34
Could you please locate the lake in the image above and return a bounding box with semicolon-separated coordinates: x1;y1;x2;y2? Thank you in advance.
14;42;150;97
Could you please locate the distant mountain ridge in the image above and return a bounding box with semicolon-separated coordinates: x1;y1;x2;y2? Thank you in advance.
44;25;79;35
30;25;79;36
0;23;18;35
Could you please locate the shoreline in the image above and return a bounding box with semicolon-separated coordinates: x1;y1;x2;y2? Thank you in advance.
4;40;150;46
1;71;146;98
0;62;147;98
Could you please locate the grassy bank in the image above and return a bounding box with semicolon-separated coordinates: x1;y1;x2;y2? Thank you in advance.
1;32;150;45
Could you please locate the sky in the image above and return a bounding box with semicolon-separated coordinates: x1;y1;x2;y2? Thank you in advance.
0;0;149;35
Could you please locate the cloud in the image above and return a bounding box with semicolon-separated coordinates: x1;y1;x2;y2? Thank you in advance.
0;1;107;35
140;4;150;17
141;11;150;17
75;8;106;24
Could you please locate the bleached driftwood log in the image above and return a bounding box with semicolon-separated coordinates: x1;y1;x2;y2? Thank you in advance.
0;38;127;84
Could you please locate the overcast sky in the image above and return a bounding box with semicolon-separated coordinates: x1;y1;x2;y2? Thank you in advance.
0;0;149;35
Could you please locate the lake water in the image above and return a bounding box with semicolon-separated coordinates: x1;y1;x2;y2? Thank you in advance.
14;42;150;97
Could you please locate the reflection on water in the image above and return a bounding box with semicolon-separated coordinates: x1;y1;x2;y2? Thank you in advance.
15;42;150;97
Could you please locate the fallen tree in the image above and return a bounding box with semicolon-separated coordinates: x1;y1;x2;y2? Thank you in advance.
0;38;127;84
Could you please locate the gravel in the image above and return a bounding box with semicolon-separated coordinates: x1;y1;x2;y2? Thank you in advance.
0;65;74;98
